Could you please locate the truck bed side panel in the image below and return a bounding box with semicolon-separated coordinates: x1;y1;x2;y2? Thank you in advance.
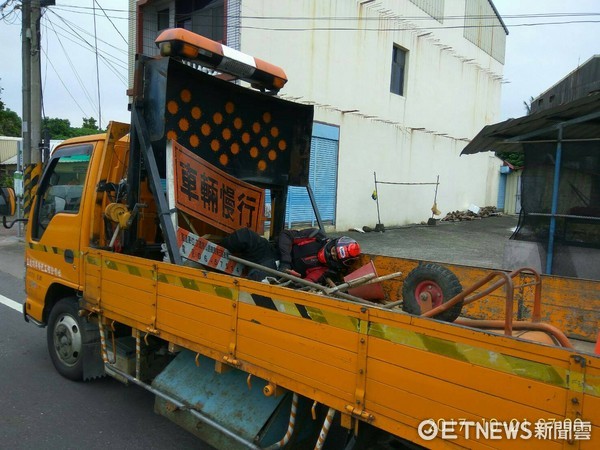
85;250;600;449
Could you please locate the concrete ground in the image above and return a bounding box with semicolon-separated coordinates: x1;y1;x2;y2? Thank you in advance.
337;214;519;270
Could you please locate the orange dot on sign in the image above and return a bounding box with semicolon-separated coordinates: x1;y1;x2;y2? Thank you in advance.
242;132;251;144
167;130;177;141
189;134;199;147
211;139;220;151
201;123;211;136
180;89;192;103
225;102;235;114
213;112;223;125
191;106;202;119
262;112;272;123
233;118;243;130
219;154;229;166
252;122;261;133
179;118;190;132
167;100;178;115
278;140;287;151
230;142;240;154
222;128;232;140
260;136;269;148
268;150;277;161
257;160;267;171
250;147;259;158
270;127;279;138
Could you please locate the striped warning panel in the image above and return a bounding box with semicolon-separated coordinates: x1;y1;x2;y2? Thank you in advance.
177;228;244;276
238;291;360;333
22;163;42;219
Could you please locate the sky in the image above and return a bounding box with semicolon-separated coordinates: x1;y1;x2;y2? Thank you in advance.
0;1;130;128
0;1;599;128
493;0;600;119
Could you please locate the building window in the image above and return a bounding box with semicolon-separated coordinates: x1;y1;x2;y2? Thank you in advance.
157;8;169;31
390;45;407;96
176;0;225;43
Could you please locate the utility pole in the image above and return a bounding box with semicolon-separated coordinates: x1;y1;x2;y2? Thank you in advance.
21;0;31;167
31;0;42;166
21;0;46;220
21;0;32;218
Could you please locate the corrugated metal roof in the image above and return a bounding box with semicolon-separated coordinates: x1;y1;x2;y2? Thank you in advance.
0;137;20;163
0;139;63;165
461;93;600;155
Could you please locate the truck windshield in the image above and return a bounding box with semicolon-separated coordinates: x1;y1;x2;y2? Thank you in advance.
33;147;92;240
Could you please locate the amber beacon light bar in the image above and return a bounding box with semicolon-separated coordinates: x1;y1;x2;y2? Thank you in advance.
155;28;288;93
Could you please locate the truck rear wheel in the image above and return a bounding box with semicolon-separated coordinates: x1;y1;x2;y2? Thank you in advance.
47;297;90;381
402;263;463;322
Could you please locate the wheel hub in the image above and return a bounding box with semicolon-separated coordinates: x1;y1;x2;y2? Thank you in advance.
415;280;444;311
53;314;82;367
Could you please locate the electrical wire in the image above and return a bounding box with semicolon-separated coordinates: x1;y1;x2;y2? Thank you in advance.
45;8;128;59
47;3;600;32
44;11;128;82
47;4;600;21
39;46;91;119
45;18;98;112
93;0;103;129
42;19;127;71
93;0;127;45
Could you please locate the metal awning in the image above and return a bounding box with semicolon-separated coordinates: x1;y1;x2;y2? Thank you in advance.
461;93;600;155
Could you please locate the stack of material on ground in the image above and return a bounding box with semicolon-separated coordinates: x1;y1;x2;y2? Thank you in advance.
441;206;500;222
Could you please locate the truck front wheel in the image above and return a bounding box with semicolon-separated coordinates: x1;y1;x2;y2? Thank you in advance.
47;297;90;381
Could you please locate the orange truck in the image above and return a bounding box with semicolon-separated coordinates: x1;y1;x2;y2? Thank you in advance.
2;29;599;449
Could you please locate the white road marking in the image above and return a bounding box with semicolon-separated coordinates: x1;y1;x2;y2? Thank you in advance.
0;294;21;312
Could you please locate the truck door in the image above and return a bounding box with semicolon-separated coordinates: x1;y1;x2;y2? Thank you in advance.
28;144;93;289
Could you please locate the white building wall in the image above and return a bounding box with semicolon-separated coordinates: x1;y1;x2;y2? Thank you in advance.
238;0;503;229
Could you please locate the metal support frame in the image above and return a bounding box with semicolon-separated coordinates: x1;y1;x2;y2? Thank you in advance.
131;106;182;265
306;184;325;232
372;171;440;227
545;126;563;275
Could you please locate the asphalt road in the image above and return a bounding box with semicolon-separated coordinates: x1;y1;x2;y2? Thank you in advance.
0;229;209;450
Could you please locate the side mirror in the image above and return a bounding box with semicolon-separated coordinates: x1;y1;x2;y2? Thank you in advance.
0;187;16;216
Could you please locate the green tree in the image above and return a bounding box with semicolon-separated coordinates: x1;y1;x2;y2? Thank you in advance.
523;96;535;115
43;117;73;140
43;116;104;140
498;151;524;168
0;83;22;137
82;117;98;130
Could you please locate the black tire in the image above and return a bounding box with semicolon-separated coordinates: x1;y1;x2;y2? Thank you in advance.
402;263;463;322
47;297;92;381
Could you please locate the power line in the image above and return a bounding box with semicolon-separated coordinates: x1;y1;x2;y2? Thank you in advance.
40;46;91;119
231;20;600;33
45;8;128;59
93;0;127;45
45;18;98;113
42;20;127;70
44;10;128;77
47;4;600;21
93;1;102;129
43;23;128;87
46;4;600;31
